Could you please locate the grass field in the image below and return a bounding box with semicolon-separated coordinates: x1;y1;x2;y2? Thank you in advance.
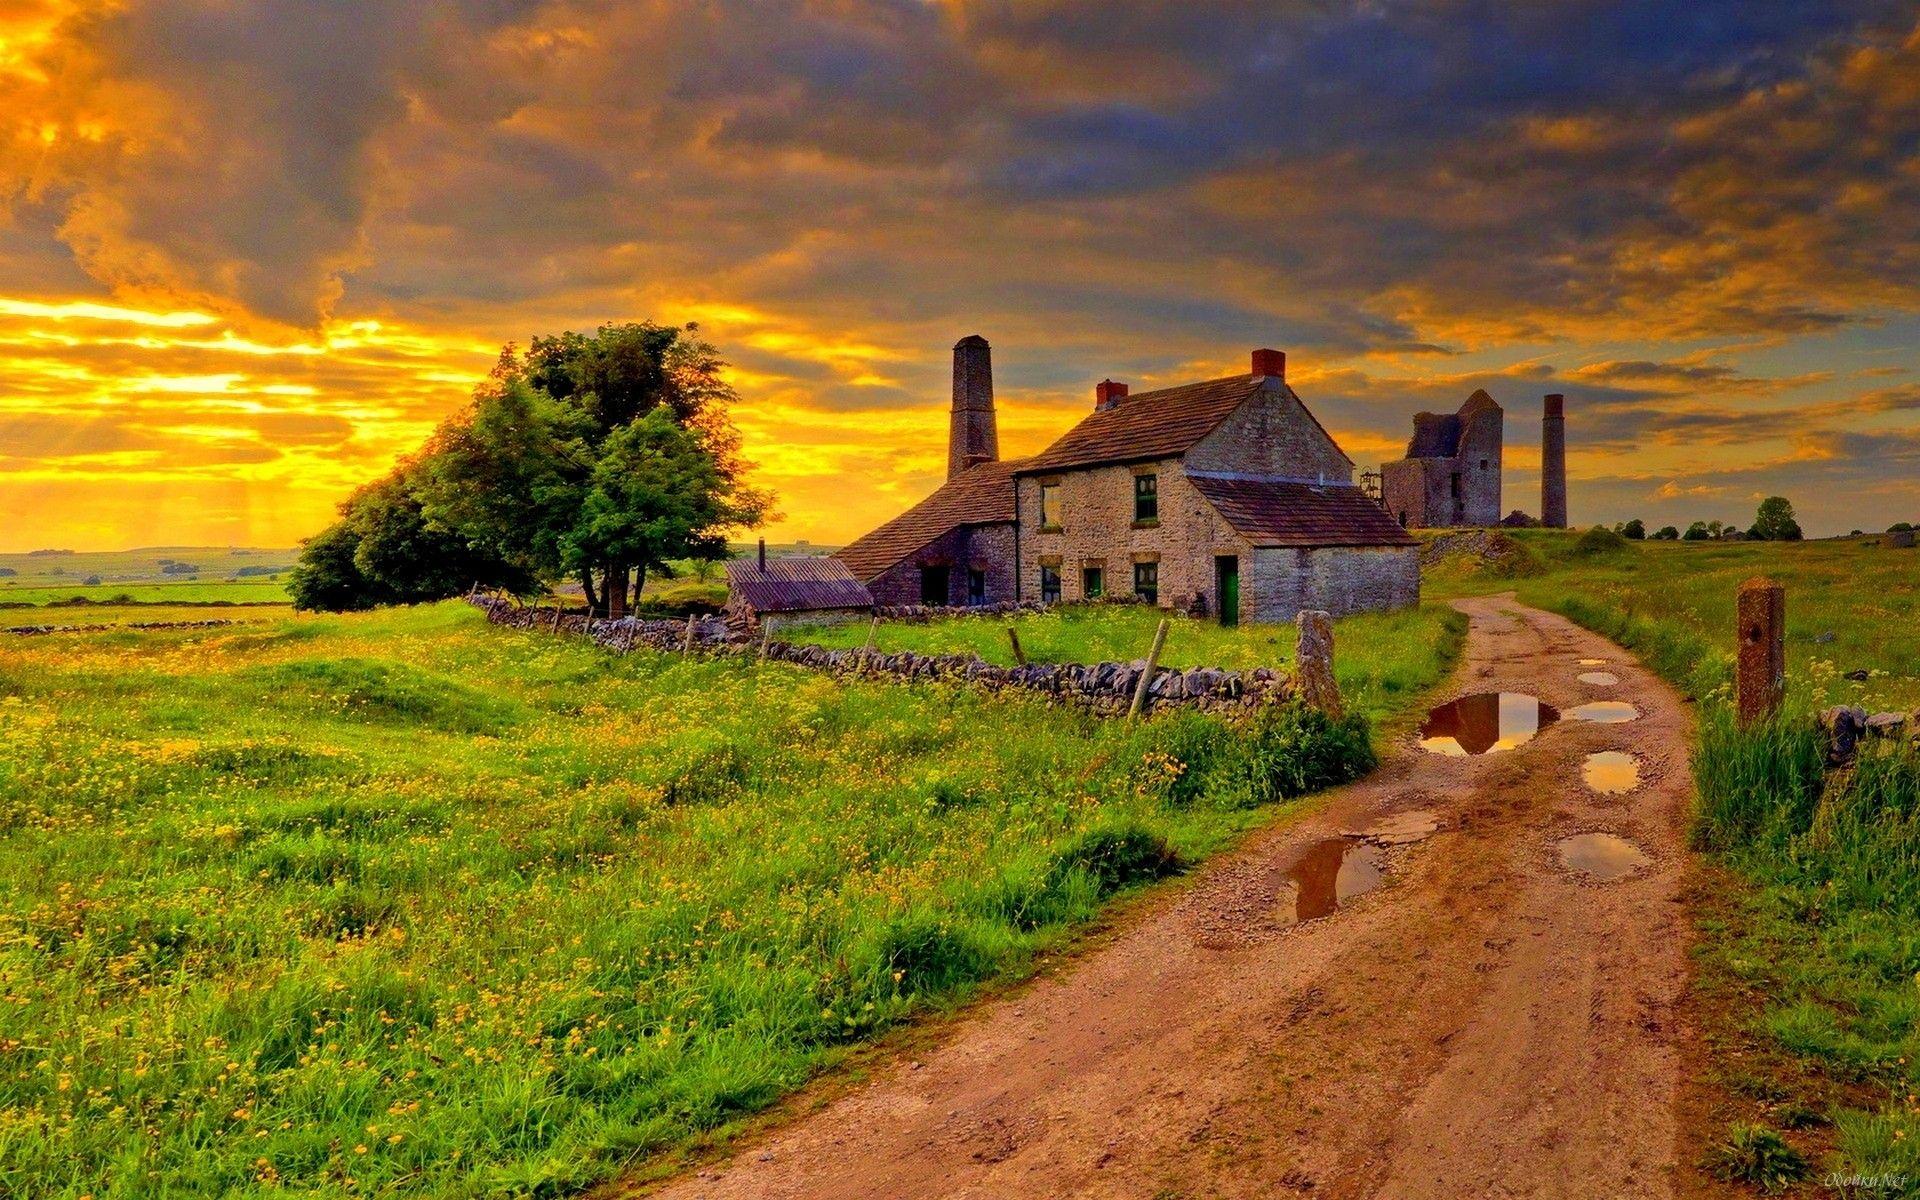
0;599;1459;1197
0;547;298;607
1435;529;1920;1189
787;602;1464;726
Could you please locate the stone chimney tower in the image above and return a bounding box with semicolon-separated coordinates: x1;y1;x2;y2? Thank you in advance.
1541;393;1568;529
948;334;998;479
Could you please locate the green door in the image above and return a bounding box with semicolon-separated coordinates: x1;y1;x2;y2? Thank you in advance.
1216;556;1240;628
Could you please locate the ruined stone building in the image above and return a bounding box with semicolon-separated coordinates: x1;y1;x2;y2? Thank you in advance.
1379;390;1503;528
834;339;1419;622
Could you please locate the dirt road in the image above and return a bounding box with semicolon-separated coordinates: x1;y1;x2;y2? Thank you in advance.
635;596;1699;1199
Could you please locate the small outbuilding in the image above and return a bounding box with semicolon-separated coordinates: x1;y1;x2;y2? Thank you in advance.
724;548;874;633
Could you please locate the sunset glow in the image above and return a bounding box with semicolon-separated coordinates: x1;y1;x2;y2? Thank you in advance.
4;2;1919;550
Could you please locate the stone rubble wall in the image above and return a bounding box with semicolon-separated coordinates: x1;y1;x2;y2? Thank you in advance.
471;596;1293;716
4;619;242;636
1819;705;1919;768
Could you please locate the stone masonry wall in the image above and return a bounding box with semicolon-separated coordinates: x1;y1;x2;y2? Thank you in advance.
1183;383;1354;483
471;595;1295;716
1248;546;1419;620
1018;458;1252;614
865;522;1018;607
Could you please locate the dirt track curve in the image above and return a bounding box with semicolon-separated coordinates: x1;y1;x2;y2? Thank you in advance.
630;595;1700;1200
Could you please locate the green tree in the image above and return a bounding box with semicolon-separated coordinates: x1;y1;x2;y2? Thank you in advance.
1621;518;1646;540
1683;521;1711;541
1751;496;1803;541
1652;525;1680;540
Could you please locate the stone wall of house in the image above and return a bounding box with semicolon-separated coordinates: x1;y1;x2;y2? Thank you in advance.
1017;458;1252;614
1248;545;1420;620
470;595;1294;716
865;522;1018;607
1183;383;1354;483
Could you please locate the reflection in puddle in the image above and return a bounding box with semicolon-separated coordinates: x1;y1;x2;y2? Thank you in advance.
1419;693;1560;755
1578;671;1620;686
1558;832;1650;880
1582;751;1642;794
1347;810;1440;846
1578;658;1607;667
1566;700;1639;723
1288;838;1383;922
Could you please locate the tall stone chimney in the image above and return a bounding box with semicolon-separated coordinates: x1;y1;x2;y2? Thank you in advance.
1541;393;1567;529
948;334;998;479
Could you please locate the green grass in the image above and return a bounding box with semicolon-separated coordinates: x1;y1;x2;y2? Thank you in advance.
1428;530;1920;710
0;599;1457;1197
1435;530;1920;1188
0;546;298;606
781;601;1465;726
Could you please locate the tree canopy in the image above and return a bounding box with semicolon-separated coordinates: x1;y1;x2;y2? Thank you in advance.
290;322;772;614
1749;495;1803;541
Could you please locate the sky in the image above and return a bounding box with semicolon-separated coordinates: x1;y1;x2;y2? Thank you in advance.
2;0;1918;552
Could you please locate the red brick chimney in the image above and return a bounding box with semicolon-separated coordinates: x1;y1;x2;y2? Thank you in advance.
1095;379;1129;411
1251;348;1286;380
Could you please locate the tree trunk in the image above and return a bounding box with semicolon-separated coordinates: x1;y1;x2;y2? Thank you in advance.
606;564;630;620
632;563;647;612
578;568;600;616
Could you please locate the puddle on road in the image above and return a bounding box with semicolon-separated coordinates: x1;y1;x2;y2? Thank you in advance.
1582;751;1642;794
1578;658;1607;667
1578;671;1620;686
1566;700;1640;724
1419;693;1560;755
1288;838;1383;922
1346;810;1440;846
1557;832;1650;881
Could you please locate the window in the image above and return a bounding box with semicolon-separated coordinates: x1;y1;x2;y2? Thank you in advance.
1133;561;1158;605
919;565;949;606
1039;483;1061;530
1082;566;1104;599
1039;564;1061;604
1449;472;1461;498
1479;458;1489;471
1133;473;1158;523
967;568;986;605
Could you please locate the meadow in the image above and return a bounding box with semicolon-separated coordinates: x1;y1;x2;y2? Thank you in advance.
783;601;1464;726
0;599;1459;1197
0;547;299;607
1437;529;1920;1189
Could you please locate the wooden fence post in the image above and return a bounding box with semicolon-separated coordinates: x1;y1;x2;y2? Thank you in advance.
863;616;880;654
1736;577;1785;727
551;603;563;632
1127;619;1171;720
1006;626;1028;666
760;616;775;659
682;614;697;655
1295;610;1341;719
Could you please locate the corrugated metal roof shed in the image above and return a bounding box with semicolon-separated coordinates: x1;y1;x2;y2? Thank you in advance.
725;555;874;614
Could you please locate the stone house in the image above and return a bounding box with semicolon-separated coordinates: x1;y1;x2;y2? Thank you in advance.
835;340;1419;622
1379;390;1503;528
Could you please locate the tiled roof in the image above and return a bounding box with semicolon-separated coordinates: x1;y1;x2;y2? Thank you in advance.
1017;375;1266;474
725;555;874;613
834;458;1023;582
1188;475;1418;548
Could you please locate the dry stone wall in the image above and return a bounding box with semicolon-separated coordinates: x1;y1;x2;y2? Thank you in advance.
471;596;1293;716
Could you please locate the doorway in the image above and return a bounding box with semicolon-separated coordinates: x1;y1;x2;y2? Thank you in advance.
1215;556;1240;628
920;565;950;605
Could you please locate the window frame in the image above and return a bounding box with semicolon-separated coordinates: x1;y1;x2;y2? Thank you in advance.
1081;565;1104;599
1039;563;1062;604
1132;472;1159;525
1132;560;1159;605
1038;481;1062;532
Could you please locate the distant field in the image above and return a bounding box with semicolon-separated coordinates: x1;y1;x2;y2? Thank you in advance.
0;546;297;606
1428;530;1920;711
1;603;294;630
0;599;1456;1196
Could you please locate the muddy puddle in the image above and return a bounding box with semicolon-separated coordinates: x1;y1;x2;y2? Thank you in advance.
1566;700;1639;723
1557;832;1650;881
1578;658;1607;667
1577;671;1620;686
1287;838;1383;922
1582;751;1641;794
1419;693;1559;755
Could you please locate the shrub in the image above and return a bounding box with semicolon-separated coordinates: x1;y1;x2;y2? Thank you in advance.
1573;525;1629;556
1704;1123;1808;1192
1044;823;1183;897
